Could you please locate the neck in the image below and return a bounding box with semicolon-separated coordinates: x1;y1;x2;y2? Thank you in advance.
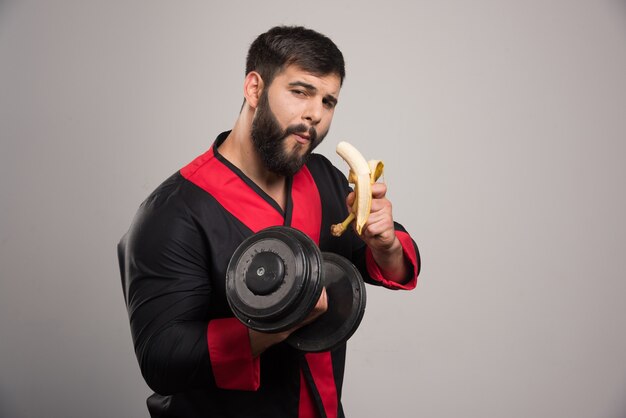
219;107;287;208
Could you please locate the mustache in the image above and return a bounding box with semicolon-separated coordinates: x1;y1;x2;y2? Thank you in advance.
284;124;318;144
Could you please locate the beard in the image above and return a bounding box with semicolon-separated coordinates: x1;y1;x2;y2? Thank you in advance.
251;91;328;177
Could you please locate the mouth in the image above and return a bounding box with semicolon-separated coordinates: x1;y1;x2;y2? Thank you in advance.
293;133;311;145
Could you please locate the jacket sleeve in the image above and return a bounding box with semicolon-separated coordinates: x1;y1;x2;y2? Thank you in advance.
118;190;259;395
361;223;420;290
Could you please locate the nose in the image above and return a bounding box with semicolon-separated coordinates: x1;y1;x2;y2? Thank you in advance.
302;100;323;126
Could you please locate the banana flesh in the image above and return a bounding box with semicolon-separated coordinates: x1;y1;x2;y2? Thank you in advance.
331;142;384;237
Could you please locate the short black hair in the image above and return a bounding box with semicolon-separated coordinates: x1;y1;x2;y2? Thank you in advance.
246;26;345;87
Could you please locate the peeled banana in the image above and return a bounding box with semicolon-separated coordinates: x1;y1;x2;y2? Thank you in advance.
331;142;384;237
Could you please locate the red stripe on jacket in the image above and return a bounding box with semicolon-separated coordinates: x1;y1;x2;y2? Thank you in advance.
181;144;337;418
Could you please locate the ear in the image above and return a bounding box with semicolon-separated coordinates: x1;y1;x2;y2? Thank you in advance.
243;71;264;109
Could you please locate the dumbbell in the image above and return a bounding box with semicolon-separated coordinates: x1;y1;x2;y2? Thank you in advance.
225;226;366;352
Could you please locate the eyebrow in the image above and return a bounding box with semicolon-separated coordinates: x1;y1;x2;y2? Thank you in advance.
288;81;339;106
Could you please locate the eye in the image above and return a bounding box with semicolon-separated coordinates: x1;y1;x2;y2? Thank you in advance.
291;89;306;97
323;98;336;109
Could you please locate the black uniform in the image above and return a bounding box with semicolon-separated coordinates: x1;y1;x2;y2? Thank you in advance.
118;131;420;417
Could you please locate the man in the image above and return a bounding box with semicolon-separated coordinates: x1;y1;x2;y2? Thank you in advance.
118;26;420;418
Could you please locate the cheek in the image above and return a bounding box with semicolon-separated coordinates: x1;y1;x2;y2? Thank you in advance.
320;111;334;130
271;92;301;122
275;110;298;129
286;102;306;122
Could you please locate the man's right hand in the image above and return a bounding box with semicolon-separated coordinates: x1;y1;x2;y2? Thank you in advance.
248;288;328;357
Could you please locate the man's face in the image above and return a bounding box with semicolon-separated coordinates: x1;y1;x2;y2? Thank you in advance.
251;65;341;176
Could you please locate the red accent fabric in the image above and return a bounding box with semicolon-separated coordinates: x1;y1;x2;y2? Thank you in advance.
207;318;260;391
291;167;322;244
306;353;338;418
181;147;284;233
298;371;319;418
291;172;331;418
365;230;419;290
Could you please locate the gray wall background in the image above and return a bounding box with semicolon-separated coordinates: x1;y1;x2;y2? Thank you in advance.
1;1;625;417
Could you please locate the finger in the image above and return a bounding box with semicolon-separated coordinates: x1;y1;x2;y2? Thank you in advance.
362;209;395;235
364;223;394;241
299;288;328;328
365;208;391;225
314;288;328;311
362;225;396;249
318;287;327;306
371;183;387;199
369;197;392;214
346;191;355;207
363;215;395;238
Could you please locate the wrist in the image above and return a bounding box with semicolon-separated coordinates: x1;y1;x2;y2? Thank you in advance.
371;235;402;262
249;329;290;358
370;236;407;282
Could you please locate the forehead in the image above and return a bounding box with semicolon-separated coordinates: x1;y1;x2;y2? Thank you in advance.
272;65;341;97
